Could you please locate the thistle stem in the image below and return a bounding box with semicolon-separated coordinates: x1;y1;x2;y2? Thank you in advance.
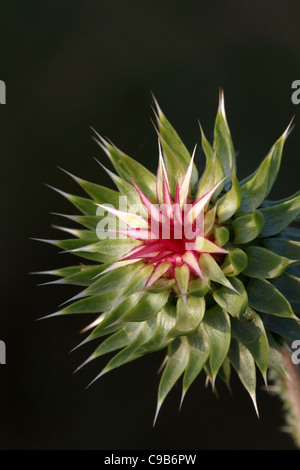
273;347;300;448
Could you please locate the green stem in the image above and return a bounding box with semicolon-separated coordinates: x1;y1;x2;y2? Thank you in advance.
272;347;300;448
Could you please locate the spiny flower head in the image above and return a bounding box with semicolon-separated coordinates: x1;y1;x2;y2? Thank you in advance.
96;146;228;298
36;92;300;423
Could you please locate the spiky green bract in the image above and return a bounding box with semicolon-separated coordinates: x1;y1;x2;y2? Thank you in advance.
37;92;300;424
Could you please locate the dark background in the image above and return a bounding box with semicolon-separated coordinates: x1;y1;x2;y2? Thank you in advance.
0;0;300;450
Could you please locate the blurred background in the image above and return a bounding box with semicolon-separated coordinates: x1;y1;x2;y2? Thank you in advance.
0;0;300;450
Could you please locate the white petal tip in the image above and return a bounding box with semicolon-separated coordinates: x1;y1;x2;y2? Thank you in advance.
69;336;90;353
218;89;226;118
179;390;187;411
73;355;93;373
251;394;259;418
58;167;82;183
36;311;62;321
153;401;162;427
86;368;108;389
283;116;295;139
29;270;57;276
37;279;64;287
58;291;85;307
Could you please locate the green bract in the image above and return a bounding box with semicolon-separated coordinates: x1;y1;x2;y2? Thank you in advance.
36;92;300;425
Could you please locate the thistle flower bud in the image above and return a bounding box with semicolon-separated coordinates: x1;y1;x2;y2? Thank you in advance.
36;92;300;427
